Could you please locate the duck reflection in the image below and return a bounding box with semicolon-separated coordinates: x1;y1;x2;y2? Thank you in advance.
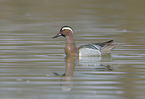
60;55;114;91
61;56;78;91
79;55;113;71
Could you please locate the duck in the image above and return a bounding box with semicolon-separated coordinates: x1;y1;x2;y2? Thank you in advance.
53;26;118;57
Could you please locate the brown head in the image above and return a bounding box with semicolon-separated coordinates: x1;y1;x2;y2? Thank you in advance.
53;26;74;38
53;26;78;56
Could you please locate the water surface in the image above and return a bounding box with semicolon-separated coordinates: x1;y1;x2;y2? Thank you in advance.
0;0;145;99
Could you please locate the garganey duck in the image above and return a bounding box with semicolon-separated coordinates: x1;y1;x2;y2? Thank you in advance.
53;26;118;57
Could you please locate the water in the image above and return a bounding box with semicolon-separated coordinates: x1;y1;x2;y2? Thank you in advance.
0;0;145;99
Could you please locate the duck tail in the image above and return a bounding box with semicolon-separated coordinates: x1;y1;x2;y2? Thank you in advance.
101;44;119;55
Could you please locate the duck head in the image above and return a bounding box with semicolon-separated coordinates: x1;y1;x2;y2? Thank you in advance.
53;26;74;38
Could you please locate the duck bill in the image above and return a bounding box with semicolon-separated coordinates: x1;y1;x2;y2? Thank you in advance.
52;32;62;38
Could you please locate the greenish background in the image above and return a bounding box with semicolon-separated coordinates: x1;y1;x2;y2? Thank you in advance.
0;0;145;99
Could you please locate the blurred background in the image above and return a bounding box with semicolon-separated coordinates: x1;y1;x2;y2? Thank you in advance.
0;0;145;99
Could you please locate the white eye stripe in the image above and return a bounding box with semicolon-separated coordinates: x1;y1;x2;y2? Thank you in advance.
62;27;73;32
